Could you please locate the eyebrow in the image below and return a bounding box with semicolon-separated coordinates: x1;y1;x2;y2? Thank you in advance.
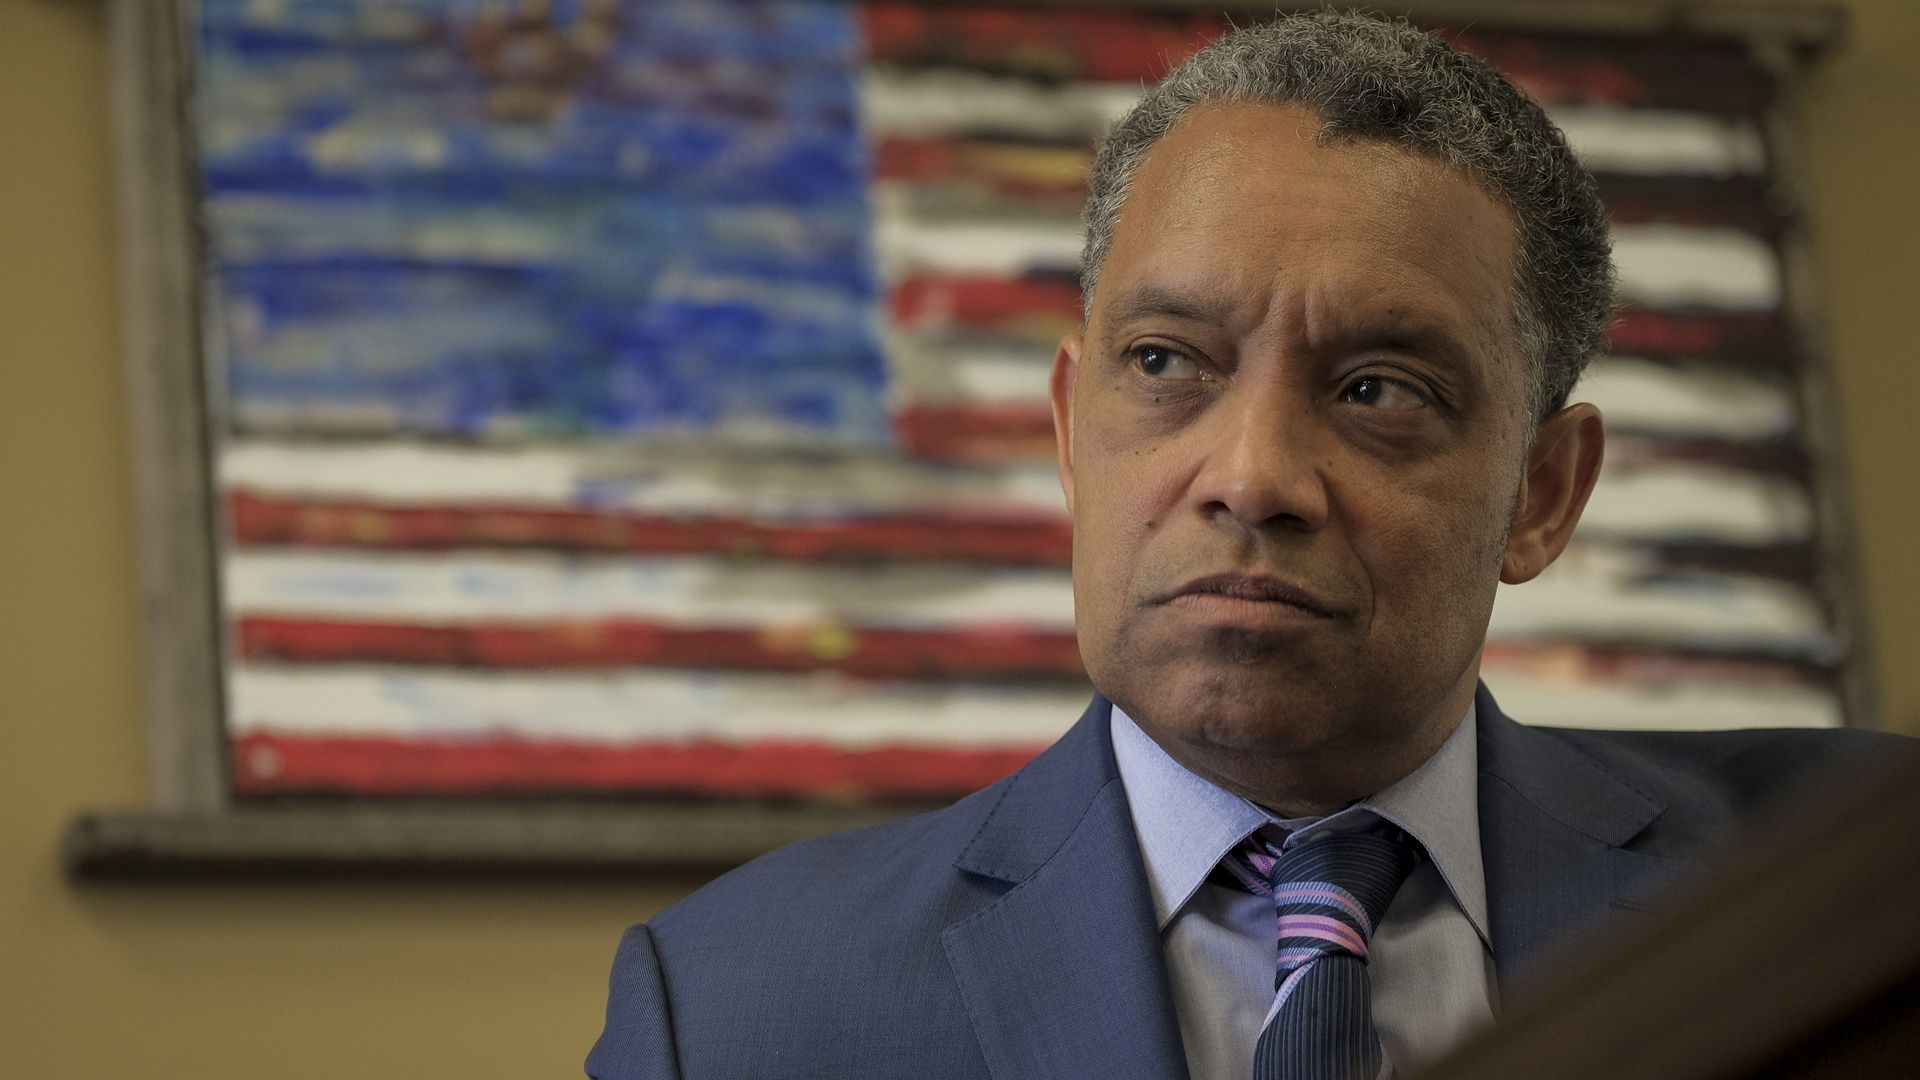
1329;309;1481;369
1098;282;1241;332
1100;279;1491;376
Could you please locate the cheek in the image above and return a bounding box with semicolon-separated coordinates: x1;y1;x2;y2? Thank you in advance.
1071;457;1161;591
1068;425;1183;620
1074;409;1177;525
1347;466;1513;631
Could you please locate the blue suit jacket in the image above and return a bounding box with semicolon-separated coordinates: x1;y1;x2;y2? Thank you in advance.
588;685;1900;1079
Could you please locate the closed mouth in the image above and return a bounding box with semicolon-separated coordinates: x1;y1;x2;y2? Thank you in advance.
1160;573;1339;618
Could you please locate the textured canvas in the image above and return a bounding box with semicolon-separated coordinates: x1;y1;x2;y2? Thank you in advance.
199;0;1839;800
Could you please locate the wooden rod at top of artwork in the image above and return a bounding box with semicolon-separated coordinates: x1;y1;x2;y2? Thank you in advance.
961;0;1847;54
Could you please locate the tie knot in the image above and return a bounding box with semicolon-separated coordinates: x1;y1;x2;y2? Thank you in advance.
1219;827;1420;969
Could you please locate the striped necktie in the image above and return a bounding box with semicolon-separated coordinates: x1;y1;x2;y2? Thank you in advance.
1217;827;1420;1080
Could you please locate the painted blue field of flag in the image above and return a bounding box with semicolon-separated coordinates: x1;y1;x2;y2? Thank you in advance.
198;0;889;443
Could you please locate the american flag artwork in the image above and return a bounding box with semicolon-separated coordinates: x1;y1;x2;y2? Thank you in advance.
198;0;1840;801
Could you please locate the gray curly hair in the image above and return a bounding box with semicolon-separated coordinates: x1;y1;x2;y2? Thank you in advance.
1080;11;1614;418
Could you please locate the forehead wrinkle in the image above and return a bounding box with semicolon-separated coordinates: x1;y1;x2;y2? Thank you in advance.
1295;272;1482;371
1278;139;1520;369
1278;216;1516;387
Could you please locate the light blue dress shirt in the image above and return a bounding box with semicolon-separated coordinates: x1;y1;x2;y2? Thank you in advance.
1111;704;1498;1080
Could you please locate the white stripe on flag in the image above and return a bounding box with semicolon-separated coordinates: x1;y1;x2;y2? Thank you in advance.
859;67;1140;143
225;550;1080;627
875;204;1779;311
874;209;1081;278
888;342;1800;443
225;546;1825;653
1583;462;1811;544
221;438;1809;546
1610;226;1780;312
229;663;1089;745
1551;105;1766;176
1493;548;1826;652
1574;357;1795;440
219;439;1068;516
887;338;1054;406
1491;671;1838;730
226;661;1836;744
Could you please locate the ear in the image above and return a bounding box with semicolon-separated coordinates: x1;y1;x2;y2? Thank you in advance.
1049;333;1082;514
1501;402;1605;584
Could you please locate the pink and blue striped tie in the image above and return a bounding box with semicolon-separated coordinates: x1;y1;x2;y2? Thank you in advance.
1218;828;1420;1080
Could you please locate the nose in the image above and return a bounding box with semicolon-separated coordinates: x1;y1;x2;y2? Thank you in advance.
1187;385;1330;532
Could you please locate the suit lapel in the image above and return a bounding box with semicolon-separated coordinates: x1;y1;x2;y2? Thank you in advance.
940;684;1716;1071
941;697;1191;1080
1474;684;1707;998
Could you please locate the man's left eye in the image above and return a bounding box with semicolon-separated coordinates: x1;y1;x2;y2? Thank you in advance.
1130;345;1206;381
1341;375;1428;411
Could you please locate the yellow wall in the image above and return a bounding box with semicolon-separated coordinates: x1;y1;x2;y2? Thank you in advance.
1786;1;1920;734
1;1;1913;1077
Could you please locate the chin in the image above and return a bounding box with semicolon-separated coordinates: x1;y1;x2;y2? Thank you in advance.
1112;668;1359;758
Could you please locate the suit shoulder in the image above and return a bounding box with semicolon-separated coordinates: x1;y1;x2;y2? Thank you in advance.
1532;723;1914;820
621;779;1014;1075
650;774;1011;941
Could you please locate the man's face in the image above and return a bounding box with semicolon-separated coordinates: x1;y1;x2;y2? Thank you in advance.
1053;103;1541;799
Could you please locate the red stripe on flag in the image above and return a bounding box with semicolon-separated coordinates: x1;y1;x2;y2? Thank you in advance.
859;4;1766;111
1480;640;1827;687
891;273;1082;336
892;400;1801;471
236;617;1827;681
227;491;1071;564
231;732;1044;798
860;4;1220;83
237;616;1086;678
1449;32;1768;112
1610;309;1794;367
877;137;1777;234
1596;175;1779;234
873;135;1088;203
875;135;972;184
893;403;1056;464
891;284;1794;369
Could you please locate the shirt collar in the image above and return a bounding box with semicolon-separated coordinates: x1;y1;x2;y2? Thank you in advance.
1111;701;1490;947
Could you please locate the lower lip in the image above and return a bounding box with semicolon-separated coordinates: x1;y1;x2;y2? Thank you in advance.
1166;592;1334;629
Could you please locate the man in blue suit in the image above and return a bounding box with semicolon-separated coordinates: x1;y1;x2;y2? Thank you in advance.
589;13;1900;1079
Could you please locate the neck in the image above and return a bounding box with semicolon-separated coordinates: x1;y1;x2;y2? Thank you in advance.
1126;692;1471;818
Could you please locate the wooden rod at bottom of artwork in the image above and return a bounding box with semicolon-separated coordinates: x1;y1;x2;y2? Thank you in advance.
60;798;944;882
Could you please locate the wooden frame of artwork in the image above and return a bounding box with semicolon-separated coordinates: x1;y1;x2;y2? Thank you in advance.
66;0;1874;879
